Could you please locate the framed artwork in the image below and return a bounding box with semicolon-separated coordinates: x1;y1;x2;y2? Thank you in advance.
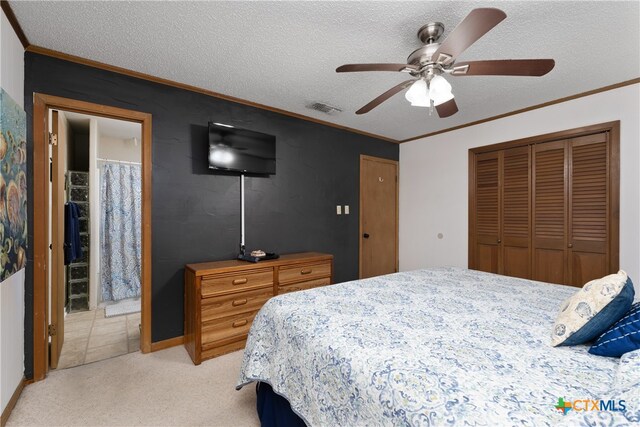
0;88;27;281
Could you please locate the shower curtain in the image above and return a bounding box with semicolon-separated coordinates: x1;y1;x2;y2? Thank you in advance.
100;163;142;302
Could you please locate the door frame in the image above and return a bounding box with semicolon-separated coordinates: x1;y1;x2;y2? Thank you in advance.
49;110;67;369
32;93;153;381
359;155;399;279
468;120;620;274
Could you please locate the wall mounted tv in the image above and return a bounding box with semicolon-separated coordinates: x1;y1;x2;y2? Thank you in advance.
208;122;276;175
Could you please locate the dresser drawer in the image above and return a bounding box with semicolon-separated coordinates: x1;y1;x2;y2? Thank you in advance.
278;277;330;295
201;287;273;322
279;262;331;284
201;268;273;297
201;310;258;348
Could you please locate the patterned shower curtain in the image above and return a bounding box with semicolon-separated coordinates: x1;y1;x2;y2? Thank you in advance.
100;163;142;302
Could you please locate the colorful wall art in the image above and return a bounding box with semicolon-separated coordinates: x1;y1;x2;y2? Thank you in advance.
0;88;28;281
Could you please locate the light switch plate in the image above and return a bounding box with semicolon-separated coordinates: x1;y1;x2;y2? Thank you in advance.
336;205;342;215
344;205;350;214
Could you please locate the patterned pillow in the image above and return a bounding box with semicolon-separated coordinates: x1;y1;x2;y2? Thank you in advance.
589;303;640;357
551;271;635;347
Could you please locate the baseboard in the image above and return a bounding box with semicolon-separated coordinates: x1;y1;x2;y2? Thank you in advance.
150;335;184;352
1;376;25;427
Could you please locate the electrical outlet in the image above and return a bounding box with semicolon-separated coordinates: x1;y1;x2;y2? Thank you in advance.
336;205;342;215
344;205;350;215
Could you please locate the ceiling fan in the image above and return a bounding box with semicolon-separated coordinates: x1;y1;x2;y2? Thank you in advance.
336;8;555;118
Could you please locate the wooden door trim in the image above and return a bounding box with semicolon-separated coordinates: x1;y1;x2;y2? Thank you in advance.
49;111;63;369
468;121;620;278
468;151;476;269
359;155;399;279
32;93;153;381
609;124;620;272
469;121;620;155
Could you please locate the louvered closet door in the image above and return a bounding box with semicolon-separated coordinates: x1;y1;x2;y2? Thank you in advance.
532;140;568;284
569;132;610;286
474;152;501;273
501;146;531;278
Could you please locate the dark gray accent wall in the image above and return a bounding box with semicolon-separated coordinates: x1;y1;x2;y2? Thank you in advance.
24;52;398;379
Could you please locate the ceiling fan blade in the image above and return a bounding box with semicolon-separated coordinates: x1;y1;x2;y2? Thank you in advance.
356;80;415;115
336;63;418;73
451;59;555;76
432;8;507;64
435;98;459;118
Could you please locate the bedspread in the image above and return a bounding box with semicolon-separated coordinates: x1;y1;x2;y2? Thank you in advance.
237;268;634;426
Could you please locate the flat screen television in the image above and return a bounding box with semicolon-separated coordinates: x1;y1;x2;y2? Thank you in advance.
208;122;276;175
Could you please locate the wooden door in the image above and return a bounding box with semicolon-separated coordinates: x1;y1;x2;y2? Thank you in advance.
501;146;531;278
568;132;610;286
50;111;68;368
469;122;619;287
473;151;501;273
359;155;398;278
532;140;568;284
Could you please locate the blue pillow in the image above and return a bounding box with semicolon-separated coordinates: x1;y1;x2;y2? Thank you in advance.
553;274;636;346
589;302;640;357
561;278;636;345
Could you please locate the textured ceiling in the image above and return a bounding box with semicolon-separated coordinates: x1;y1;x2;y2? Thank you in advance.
11;1;640;141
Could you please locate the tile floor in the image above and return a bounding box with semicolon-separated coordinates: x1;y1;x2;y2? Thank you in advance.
56;308;141;369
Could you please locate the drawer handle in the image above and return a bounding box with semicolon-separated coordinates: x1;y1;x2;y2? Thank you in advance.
232;278;248;285
300;269;312;275
232;299;248;307
232;319;248;328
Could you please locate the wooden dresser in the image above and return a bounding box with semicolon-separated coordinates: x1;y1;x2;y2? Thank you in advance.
184;252;333;364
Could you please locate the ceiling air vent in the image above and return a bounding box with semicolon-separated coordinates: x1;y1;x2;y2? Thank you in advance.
306;102;343;116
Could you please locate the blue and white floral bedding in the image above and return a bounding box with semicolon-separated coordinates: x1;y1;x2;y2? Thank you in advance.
237;267;638;426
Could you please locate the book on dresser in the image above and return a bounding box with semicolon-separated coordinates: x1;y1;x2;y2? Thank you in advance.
184;252;333;365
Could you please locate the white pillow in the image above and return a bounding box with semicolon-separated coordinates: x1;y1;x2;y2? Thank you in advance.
551;270;634;346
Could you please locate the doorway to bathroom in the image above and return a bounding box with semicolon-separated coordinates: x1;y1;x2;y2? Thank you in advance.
32;94;152;380
52;110;143;369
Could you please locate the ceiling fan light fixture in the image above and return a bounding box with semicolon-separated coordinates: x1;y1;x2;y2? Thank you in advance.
429;75;454;106
410;99;431;107
431;90;454;106
404;79;430;107
429;75;452;95
336;8;555;117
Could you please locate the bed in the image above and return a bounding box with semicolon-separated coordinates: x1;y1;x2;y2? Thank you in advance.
237;267;639;426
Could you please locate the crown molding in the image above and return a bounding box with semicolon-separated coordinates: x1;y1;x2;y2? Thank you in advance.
400;77;640;143
25;45;400;144
1;1;29;48
12;3;637;145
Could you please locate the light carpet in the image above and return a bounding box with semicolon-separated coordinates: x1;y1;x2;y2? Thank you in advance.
7;347;259;426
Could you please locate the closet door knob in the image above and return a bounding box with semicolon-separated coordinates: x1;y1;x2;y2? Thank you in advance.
568;243;573;248
363;233;370;239
497;239;501;244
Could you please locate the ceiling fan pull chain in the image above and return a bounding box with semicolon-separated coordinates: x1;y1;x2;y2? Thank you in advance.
427;81;433;116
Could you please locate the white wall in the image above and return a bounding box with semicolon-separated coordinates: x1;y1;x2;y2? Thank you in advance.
98;136;141;163
400;83;640;294
89;120;99;309
0;8;25;413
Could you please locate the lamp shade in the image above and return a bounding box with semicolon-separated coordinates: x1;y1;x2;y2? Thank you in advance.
429;75;454;106
405;79;430;107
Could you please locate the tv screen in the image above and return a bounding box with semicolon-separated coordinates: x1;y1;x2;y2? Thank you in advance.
208;122;276;175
